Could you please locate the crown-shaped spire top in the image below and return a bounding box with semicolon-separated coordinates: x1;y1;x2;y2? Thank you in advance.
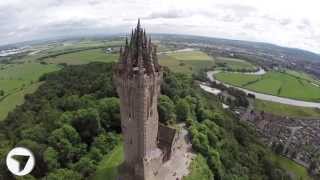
115;19;161;75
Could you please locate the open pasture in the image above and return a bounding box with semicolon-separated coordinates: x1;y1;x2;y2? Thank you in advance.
215;57;257;71
0;63;60;120
0;63;59;96
0;82;43;120
215;71;320;102
43;48;119;65
159;50;214;75
254;99;320;118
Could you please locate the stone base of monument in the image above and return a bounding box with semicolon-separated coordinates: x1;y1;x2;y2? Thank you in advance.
118;124;195;180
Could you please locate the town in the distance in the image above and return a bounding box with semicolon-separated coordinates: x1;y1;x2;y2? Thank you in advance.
0;19;320;180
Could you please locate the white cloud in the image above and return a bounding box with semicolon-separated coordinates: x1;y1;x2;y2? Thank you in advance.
0;0;319;53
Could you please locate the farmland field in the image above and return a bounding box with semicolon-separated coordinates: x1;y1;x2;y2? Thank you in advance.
0;82;43;120
0;40;121;121
0;63;60;120
254;99;320;118
159;50;214;75
215;57;257;71
214;72;260;87
215;71;320;102
44;48;119;65
168;51;213;61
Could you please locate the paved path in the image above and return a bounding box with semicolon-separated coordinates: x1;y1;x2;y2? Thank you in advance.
206;71;320;108
157;124;196;180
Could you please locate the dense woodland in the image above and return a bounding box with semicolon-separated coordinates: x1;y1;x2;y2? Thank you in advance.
0;62;290;179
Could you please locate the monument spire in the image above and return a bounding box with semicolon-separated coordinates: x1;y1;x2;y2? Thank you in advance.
113;19;182;180
116;19;160;75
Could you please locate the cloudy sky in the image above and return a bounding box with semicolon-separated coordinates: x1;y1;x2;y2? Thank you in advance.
1;0;319;53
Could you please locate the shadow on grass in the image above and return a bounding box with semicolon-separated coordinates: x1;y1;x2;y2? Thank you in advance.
93;144;124;180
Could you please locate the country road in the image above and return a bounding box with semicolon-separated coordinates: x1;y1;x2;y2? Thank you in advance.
206;71;320;108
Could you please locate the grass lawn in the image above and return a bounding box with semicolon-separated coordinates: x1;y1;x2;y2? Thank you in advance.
0;82;43;121
159;51;214;75
168;51;213;61
44;48;119;65
183;155;213;180
271;154;312;180
254;99;320;118
285;69;320;84
0;40;120;121
93;144;124;180
215;71;320;102
0;63;60;120
215;72;260;87
0;63;59;81
215;57;256;71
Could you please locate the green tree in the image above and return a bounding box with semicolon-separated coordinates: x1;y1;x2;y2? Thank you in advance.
92;133;119;154
46;169;82;180
72;157;96;178
16;175;36;180
48;125;86;164
43;147;60;171
86;147;103;164
72;108;101;144
158;95;176;124
98;97;120;131
176;98;190;121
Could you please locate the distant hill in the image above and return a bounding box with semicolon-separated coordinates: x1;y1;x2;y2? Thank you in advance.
152;34;320;62
1;34;319;62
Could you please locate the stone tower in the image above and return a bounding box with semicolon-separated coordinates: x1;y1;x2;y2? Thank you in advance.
113;20;163;180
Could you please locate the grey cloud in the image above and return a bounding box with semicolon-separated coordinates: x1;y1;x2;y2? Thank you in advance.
297;19;312;30
217;4;257;17
144;9;190;19
220;15;238;22
279;18;291;26
243;23;258;31
88;0;103;6
0;0;319;53
262;15;292;26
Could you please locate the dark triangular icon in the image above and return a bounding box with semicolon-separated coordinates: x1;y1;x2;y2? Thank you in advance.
12;155;30;172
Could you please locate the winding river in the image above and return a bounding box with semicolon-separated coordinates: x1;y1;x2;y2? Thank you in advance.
206;71;320;108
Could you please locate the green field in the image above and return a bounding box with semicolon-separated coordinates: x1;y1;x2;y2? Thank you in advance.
159;50;214;75
215;72;260;87
0;82;43;120
44;48;119;65
285;69;320;83
255;99;320;118
0;41;121;121
168;51;213;61
271;154;312;180
94;144;124;180
215;71;320;102
215;57;256;71
183;155;213;180
0;63;60;120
